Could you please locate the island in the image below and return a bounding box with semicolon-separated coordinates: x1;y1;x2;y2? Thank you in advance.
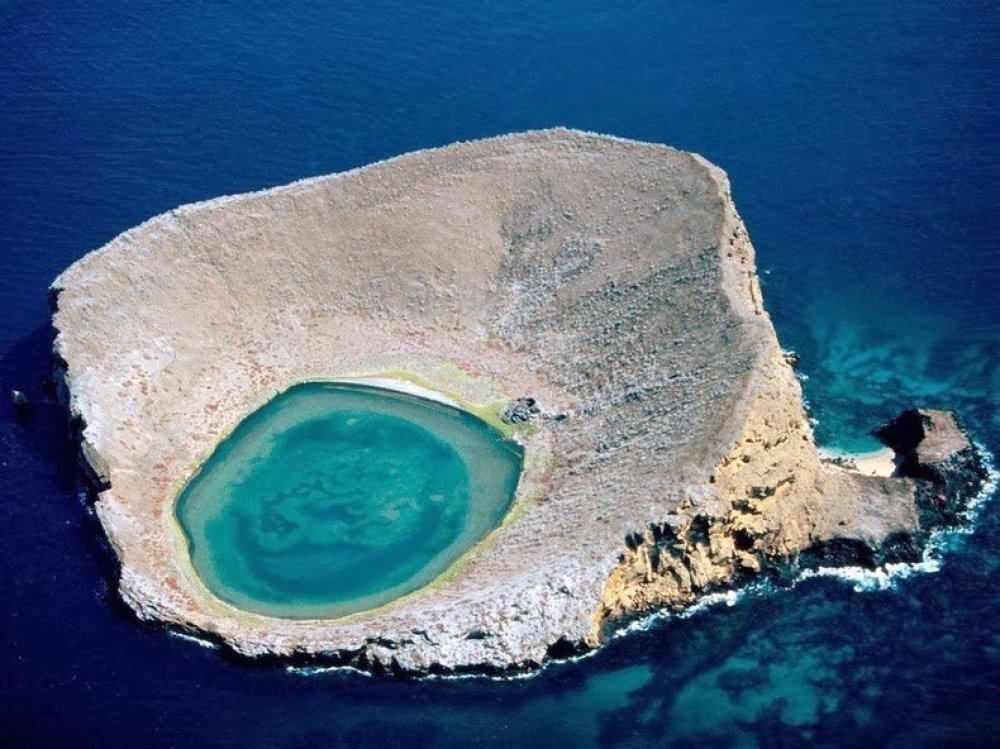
49;129;988;675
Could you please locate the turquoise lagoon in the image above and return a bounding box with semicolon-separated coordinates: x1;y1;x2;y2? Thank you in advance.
175;382;523;618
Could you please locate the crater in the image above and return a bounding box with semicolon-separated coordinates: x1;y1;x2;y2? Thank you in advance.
175;382;523;619
49;128;986;674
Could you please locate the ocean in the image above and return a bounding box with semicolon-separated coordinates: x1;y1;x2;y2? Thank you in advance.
1;1;997;746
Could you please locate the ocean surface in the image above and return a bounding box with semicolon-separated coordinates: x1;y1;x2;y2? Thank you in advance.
1;1;997;746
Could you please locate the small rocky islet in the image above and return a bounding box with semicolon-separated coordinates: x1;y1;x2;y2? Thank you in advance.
49;129;988;675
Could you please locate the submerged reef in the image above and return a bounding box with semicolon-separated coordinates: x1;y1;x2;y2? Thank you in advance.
50;129;987;675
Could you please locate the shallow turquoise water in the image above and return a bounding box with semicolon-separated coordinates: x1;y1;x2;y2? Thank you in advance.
175;382;523;618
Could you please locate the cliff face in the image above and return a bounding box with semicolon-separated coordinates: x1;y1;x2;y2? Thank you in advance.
591;375;982;641
50;129;986;675
587;204;982;641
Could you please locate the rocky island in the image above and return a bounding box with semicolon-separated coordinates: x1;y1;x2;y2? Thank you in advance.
50;129;988;675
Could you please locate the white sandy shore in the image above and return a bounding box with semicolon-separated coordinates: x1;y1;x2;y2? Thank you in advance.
819;446;897;477
340;377;462;408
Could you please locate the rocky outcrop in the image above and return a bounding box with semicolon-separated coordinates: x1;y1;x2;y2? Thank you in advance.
591;406;986;641
49;129;986;675
874;409;988;526
586;349;988;641
500;397;541;424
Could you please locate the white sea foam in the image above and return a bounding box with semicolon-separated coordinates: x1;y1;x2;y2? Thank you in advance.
609;580;773;642
285;664;373;678
168;630;219;650
425;667;545;682
796;558;941;592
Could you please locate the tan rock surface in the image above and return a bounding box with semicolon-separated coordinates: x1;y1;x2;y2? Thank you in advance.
50;129;974;674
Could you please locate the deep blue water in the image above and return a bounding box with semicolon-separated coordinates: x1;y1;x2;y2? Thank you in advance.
1;1;997;746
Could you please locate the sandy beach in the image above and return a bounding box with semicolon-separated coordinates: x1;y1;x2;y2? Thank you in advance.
820;447;898;477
